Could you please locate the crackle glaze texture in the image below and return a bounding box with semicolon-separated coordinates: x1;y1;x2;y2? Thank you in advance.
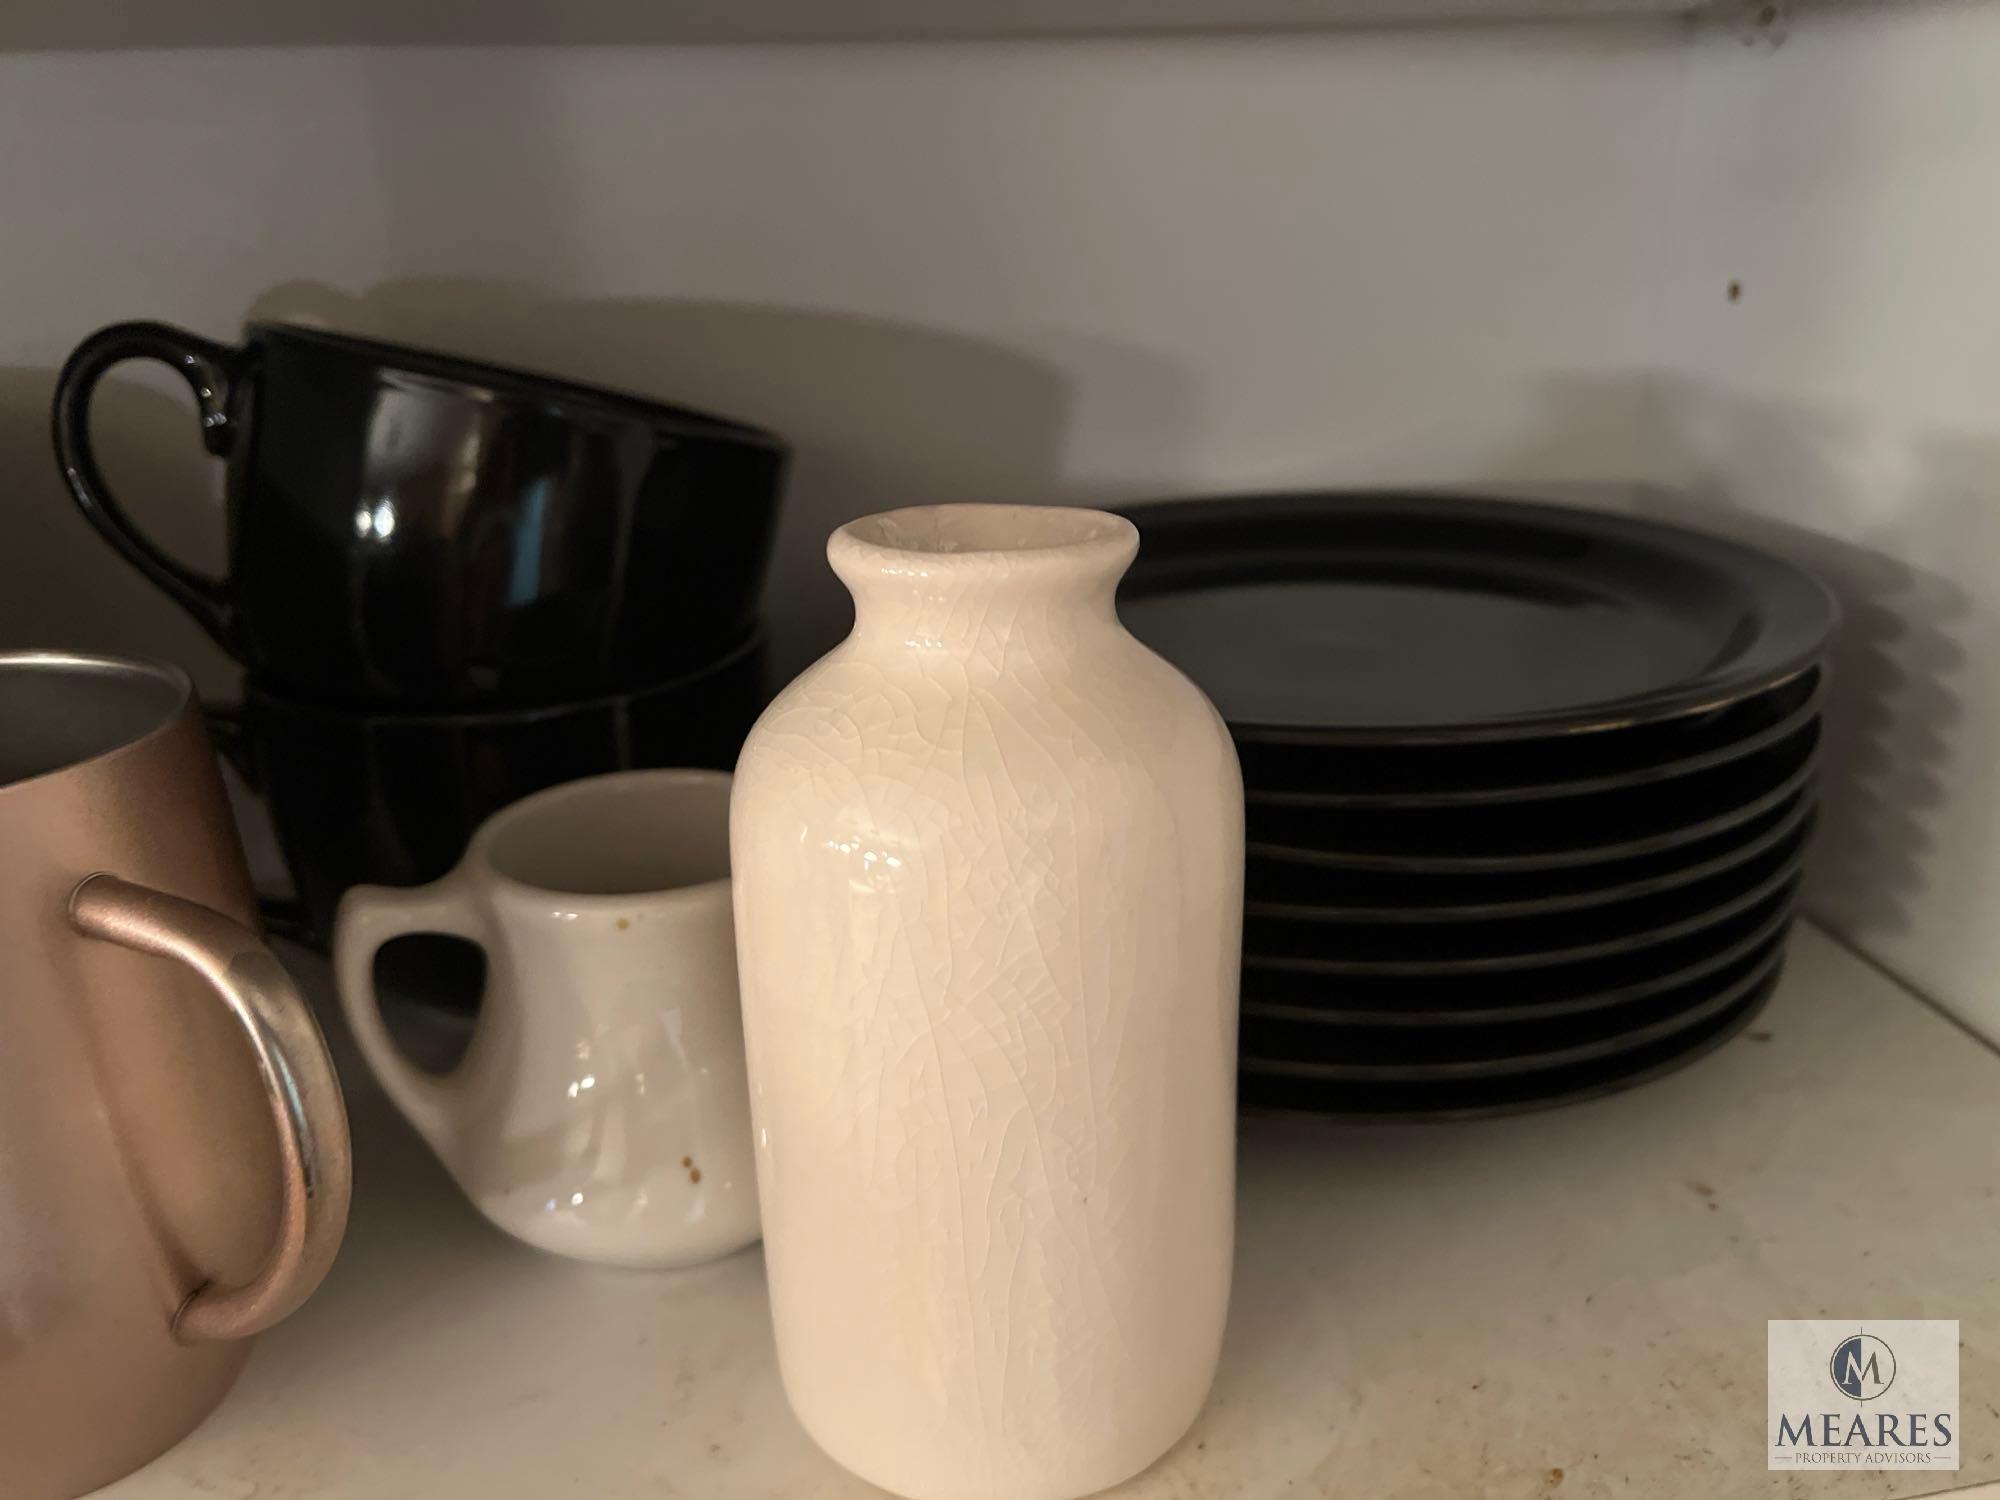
731;505;1244;1500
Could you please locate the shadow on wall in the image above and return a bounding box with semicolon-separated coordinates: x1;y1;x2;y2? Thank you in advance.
245;278;1129;679
1635;377;1982;953
1479;371;1981;959
0;285;1195;692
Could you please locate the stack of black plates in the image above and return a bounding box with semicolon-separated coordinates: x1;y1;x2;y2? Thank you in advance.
1118;493;1839;1120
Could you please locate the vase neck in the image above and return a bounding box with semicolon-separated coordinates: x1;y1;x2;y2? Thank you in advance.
830;505;1138;656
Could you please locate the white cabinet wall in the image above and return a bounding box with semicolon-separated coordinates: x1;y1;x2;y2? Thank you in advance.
2;1;1994;1030
1656;0;2000;1039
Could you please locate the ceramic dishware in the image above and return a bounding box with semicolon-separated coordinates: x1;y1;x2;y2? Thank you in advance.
1243;719;1819;863
1235;667;1823;802
1114;492;1838;1119
733;505;1243;1500
0;652;350;1500
1116;491;1836;739
334;770;759;1269
217;630;767;947
54;320;788;706
1236;958;1790;1118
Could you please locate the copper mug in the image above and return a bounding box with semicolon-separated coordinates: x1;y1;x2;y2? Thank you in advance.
0;652;352;1499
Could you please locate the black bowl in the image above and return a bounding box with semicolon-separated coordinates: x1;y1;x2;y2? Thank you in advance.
218;630;768;946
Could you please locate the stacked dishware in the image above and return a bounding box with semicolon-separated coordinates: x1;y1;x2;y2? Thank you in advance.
1118;492;1839;1119
56;320;788;945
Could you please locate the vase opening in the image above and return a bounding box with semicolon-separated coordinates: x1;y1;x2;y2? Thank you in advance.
830;504;1139;601
842;504;1130;556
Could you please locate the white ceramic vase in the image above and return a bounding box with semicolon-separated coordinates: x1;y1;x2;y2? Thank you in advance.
732;505;1243;1500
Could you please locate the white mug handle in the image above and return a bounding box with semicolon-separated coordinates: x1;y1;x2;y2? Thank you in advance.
333;873;485;1157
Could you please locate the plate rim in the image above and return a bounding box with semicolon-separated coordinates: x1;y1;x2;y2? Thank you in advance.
1241;900;1794;1026
1238;942;1786;1082
1249;751;1818;873
1118;490;1840;742
1246;794;1814;925
1245;681;1823;810
1235;966;1779;1120
1243;855;1804;976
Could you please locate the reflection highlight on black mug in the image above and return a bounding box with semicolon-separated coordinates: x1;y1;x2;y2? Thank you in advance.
53;319;788;708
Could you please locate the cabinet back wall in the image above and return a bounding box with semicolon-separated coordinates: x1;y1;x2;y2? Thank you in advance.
0;29;1679;687
21;17;1994;1042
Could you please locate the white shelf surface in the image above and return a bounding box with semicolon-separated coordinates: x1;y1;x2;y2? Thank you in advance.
105;923;2000;1498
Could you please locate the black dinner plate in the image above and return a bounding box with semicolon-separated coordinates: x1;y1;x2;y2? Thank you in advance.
1247;792;1814;923
1118;492;1838;742
1236;962;1780;1119
1238;937;1784;1075
1241;888;1794;1019
1245;823;1806;972
1245;677;1821;809
1249;722;1817;867
1236;668;1821;802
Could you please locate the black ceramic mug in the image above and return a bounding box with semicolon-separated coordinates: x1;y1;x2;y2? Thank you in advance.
211;630;769;949
54;321;788;707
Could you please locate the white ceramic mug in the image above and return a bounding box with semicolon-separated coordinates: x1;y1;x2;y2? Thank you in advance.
333;770;760;1269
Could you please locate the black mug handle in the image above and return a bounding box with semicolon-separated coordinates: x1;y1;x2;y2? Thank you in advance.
52;321;243;653
205;702;316;947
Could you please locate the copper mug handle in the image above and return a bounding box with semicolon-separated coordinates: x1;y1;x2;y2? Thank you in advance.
68;873;353;1343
